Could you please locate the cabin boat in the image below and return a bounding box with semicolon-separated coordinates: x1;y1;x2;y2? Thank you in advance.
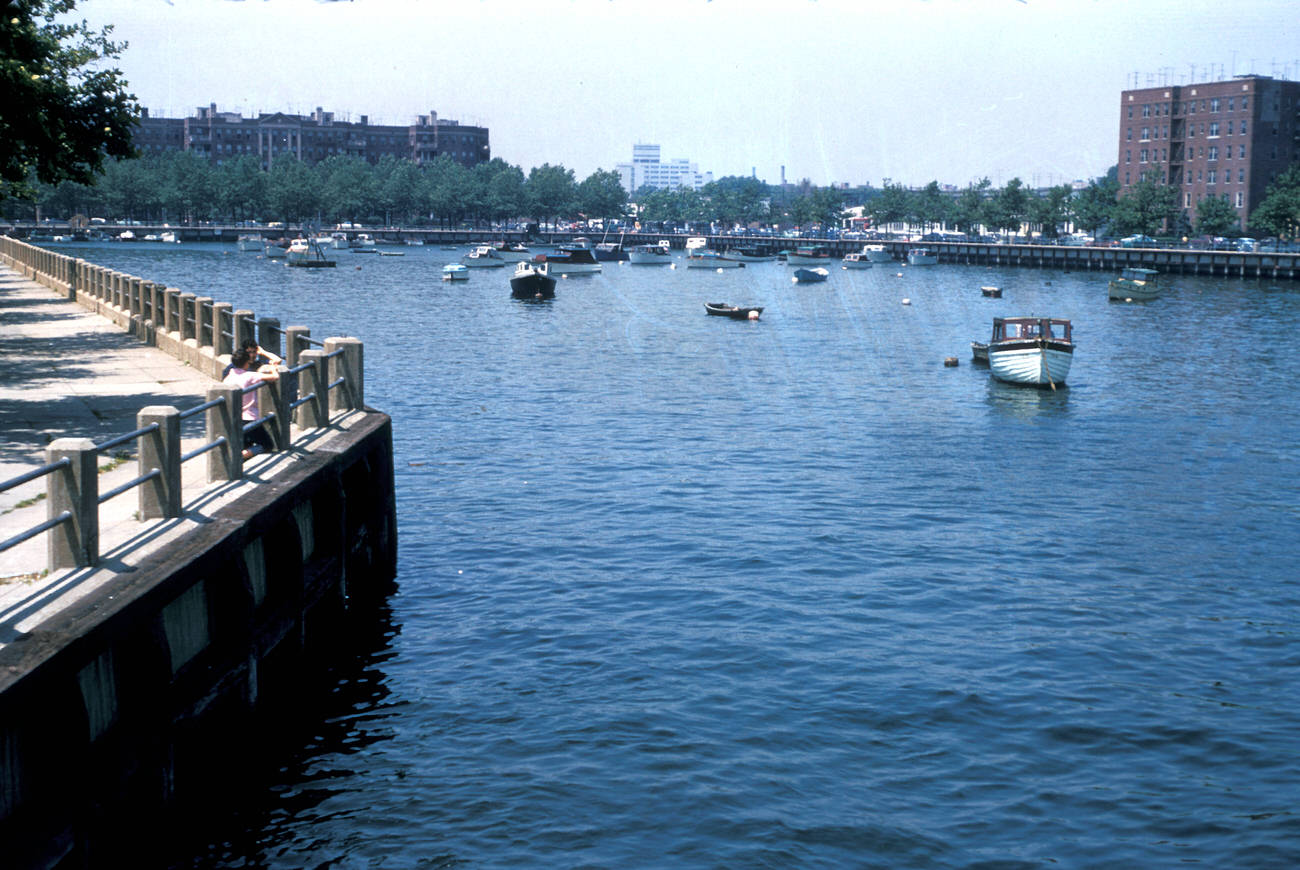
981;285;1002;298
628;241;672;264
907;248;938;265
510;261;556;299
686;248;745;268
727;246;777;262
841;252;875;269
263;238;289;258
350;233;377;250
462;245;508;268
285;238;337;267
534;244;602;275
490;240;533;262
705;302;762;320
442;263;469;281
785;245;833;266
1108;267;1160;301
984;316;1074;387
859;244;893;262
236;234;261;252
117;230;135;241
792;267;830;283
159;231;179;244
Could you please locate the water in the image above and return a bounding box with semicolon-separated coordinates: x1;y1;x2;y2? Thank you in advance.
55;241;1300;867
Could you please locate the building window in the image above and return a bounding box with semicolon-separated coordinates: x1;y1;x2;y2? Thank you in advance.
1236;192;1244;207
1126;150;1131;163
1125;172;1130;185
1208;146;1218;161
1239;168;1245;182
1239;145;1246;158
1128;106;1134;118
1209;122;1219;137
1185;192;1191;207
1207;170;1216;185
1142;104;1151;117
1126;128;1132;140
1241;121;1247;134
1140;149;1149;162
1210;98;1220;112
1189;125;1196;138
1242;96;1249;109
1142;127;1151;140
1197;170;1203;181
1229;97;1235;111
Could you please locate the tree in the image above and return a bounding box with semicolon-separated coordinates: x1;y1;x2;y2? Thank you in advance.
867;183;912;232
1248;163;1300;240
1072;176;1118;238
1112;176;1177;236
577;168;627;223
914;181;950;231
951;178;991;235
1194;194;1241;236
1031;184;1074;239
1;1;139;200
266;154;322;223
985;178;1031;236
525;163;578;224
214;155;267;223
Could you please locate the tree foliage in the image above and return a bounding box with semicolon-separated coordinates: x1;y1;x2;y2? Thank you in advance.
1248;163;1300;240
1;0;139;200
1112;176;1177;236
1194;194;1240;236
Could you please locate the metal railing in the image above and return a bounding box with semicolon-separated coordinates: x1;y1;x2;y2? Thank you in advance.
0;235;366;572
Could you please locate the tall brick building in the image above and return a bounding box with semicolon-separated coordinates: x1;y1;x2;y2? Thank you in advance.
133;104;490;170
1118;75;1299;232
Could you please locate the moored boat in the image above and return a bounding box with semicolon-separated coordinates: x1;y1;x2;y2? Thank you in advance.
727;245;777;263
785;245;833;266
236;234;261;252
628;241;673;264
442;263;469;281
510;261;556;299
685;248;745;268
462;245;508;268
535;244;602;275
1108;267;1160;301
350;233;377;250
981;285;1002;298
705;302;762;320
792;267;830;283
285;238;337;267
970;341;989;365
907;248;938;265
490;240;533;262
985;316;1073;387
841;252;874;269
159;231;179;244
859;243;893;262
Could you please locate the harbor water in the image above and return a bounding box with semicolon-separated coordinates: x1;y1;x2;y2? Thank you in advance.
50;241;1300;867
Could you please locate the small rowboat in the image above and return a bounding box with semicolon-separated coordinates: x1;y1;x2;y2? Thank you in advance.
981;285;1002;297
792;267;829;283
705;302;762;320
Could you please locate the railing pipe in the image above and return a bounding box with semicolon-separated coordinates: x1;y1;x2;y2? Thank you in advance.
294;350;327;429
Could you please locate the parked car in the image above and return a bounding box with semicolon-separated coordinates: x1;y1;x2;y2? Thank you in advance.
1120;234;1158;247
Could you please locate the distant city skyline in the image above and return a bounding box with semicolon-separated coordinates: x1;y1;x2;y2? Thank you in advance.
68;0;1299;188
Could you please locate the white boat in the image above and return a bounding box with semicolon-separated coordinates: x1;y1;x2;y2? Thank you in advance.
285;238;337;267
264;239;288;258
785;245;834;266
117;230;135;241
350;233;377;250
685;248;745;269
907;248;938;265
841;252;874;269
462;245;508;268
404;238;425;246
329;232;350;249
142;234;160;242
159;231;179;244
628;241;673;264
535;244;602;275
1108;267;1160;301
859;243;893;262
985;316;1074;387
490;241;533;262
442;263;469;281
237;234;261;252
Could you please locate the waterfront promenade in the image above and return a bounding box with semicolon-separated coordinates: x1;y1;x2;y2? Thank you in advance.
0;263;362;649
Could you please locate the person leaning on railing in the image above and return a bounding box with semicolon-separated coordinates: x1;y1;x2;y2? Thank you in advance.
221;338;282;379
222;347;279;459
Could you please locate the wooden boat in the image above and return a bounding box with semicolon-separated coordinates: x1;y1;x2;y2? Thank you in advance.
285;238;337;268
841;252;875;269
970;341;989;365
985;316;1073;387
785;245;833;266
907;248;938;265
792;267;829;283
705;302;762;320
981;285;1002;297
510;262;556;299
442;263;469;281
1108;267;1160;301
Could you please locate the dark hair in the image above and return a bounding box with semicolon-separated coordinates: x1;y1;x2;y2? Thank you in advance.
231;348;253;368
240;339;259;352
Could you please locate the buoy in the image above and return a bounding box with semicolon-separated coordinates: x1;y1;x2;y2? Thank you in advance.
748;310;760;320
944;357;959;367
717;267;724;273
896;272;903;277
791;276;798;283
902;298;911;305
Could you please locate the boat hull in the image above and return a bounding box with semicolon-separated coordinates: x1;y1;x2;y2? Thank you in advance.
628;250;672;264
793;268;829;282
988;342;1072;386
686;254;744;269
705;303;762;319
510;270;556;299
1108;279;1159;301
841;255;874;269
785;254;833;266
907;252;938;266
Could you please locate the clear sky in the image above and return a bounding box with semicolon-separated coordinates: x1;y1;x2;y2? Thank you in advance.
71;0;1298;188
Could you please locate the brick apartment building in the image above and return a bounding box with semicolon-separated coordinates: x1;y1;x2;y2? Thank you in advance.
1118;74;1299;233
133;104;490;170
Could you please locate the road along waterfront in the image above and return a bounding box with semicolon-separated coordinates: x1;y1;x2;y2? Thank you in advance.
26;240;1300;868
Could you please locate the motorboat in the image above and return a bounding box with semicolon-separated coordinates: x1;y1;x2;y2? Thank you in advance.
285;238;337;268
350;233;377;250
594;233;629;262
1108;267;1160;301
237;234;261;252
985;316;1074;387
858;244;893;262
785;245;833;266
727;245;777;263
329;232;350;249
792;267;830;283
442;263;469;281
685;248;745;268
980;285;1002;298
462;245;508;268
490;240;533;262
534;244;602;275
117;230;135;241
841;252;875;269
628;241;672;264
263;238;289;258
142;234;161;242
159;231;179;244
907;248;938;265
705;302;762;320
510;261;556;299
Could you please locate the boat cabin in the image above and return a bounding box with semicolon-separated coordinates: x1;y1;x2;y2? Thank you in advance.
1117;267;1158;285
991;317;1072;343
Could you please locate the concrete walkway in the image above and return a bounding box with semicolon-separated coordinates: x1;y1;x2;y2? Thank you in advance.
0;264;366;648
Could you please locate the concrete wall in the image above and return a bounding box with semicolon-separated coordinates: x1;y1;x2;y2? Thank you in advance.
0;412;397;868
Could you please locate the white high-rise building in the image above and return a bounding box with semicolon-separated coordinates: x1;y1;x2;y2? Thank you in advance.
616;143;713;194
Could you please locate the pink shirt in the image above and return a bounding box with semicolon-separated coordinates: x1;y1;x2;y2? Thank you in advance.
222;367;265;421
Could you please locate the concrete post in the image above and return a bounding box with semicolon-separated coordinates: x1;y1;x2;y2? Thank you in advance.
212;302;233;356
284;326;311;368
194;297;213;346
296;349;327;429
68;257;81;300
137;406;181;519
179;293;197;341
265;366;292;451
206;383;243;482
46;438;99;570
163;289;180;333
324;337;364;412
130;277;143;320
233;309;254;353
257;317;281;359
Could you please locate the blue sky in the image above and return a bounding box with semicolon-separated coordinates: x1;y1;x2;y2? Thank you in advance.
74;0;1298;188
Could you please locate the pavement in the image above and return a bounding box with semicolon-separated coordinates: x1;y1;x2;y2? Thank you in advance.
0;264;366;649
